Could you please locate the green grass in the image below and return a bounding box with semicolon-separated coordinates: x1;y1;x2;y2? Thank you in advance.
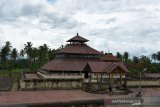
0;68;31;77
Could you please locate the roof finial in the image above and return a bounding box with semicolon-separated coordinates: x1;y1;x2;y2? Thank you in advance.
77;33;79;36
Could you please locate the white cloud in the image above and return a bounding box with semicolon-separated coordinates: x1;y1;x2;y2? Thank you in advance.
0;0;160;57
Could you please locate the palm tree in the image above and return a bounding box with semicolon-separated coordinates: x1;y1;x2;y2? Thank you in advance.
1;41;12;70
139;55;151;64
38;45;44;63
123;52;129;63
116;52;122;61
43;44;49;61
11;48;18;69
0;41;12;66
11;48;17;61
31;48;38;62
5;41;12;53
48;49;56;60
29;47;39;70
156;51;160;63
38;44;49;62
24;42;33;60
152;53;157;63
24;42;33;70
132;56;139;63
20;49;25;57
1;47;7;63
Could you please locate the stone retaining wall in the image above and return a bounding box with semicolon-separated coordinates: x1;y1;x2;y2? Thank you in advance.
20;78;160;90
127;79;160;87
20;79;82;90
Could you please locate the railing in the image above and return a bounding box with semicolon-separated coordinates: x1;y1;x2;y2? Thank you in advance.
91;75;126;78
37;72;83;79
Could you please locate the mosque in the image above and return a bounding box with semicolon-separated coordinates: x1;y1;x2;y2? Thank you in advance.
20;33;128;90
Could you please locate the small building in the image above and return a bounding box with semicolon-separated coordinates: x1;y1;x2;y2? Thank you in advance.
20;33;128;90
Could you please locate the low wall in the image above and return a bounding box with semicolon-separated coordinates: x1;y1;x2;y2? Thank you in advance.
127;79;160;87
20;78;160;90
20;79;82;90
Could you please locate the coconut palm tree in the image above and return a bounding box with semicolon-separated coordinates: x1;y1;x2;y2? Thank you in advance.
132;56;139;63
156;51;160;63
43;44;49;61
139;55;151;64
116;52;122;61
152;53;157;63
20;49;25;57
123;52;129;63
38;45;44;63
24;42;33;60
0;41;12;70
11;48;17;61
48;49;56;61
31;48;38;62
11;48;18;69
24;42;33;69
0;41;12;65
38;44;49;62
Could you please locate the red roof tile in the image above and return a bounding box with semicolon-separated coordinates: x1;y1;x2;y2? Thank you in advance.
85;62;128;73
67;33;89;42
41;58;128;73
56;44;101;55
41;58;102;71
40;34;128;74
101;54;119;62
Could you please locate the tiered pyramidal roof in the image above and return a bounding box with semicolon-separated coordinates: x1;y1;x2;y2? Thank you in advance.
56;33;101;55
41;34;128;73
67;33;89;42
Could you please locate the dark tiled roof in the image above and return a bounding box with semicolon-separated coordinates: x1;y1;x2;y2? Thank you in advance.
101;54;119;62
41;58;102;72
40;34;128;73
85;62;128;73
56;44;101;55
41;58;128;73
67;33;89;42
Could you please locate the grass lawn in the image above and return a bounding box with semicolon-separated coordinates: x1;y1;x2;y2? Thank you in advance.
0;68;30;91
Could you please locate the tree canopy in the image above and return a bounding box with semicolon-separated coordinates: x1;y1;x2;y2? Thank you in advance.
0;41;159;74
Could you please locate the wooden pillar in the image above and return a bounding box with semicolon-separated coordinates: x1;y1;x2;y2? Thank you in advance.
90;73;91;83
120;71;122;90
97;73;98;83
111;73;113;87
63;71;64;76
101;73;102;82
109;73;111;87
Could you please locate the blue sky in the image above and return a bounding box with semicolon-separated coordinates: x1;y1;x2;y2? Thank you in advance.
47;0;57;4
0;0;160;57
